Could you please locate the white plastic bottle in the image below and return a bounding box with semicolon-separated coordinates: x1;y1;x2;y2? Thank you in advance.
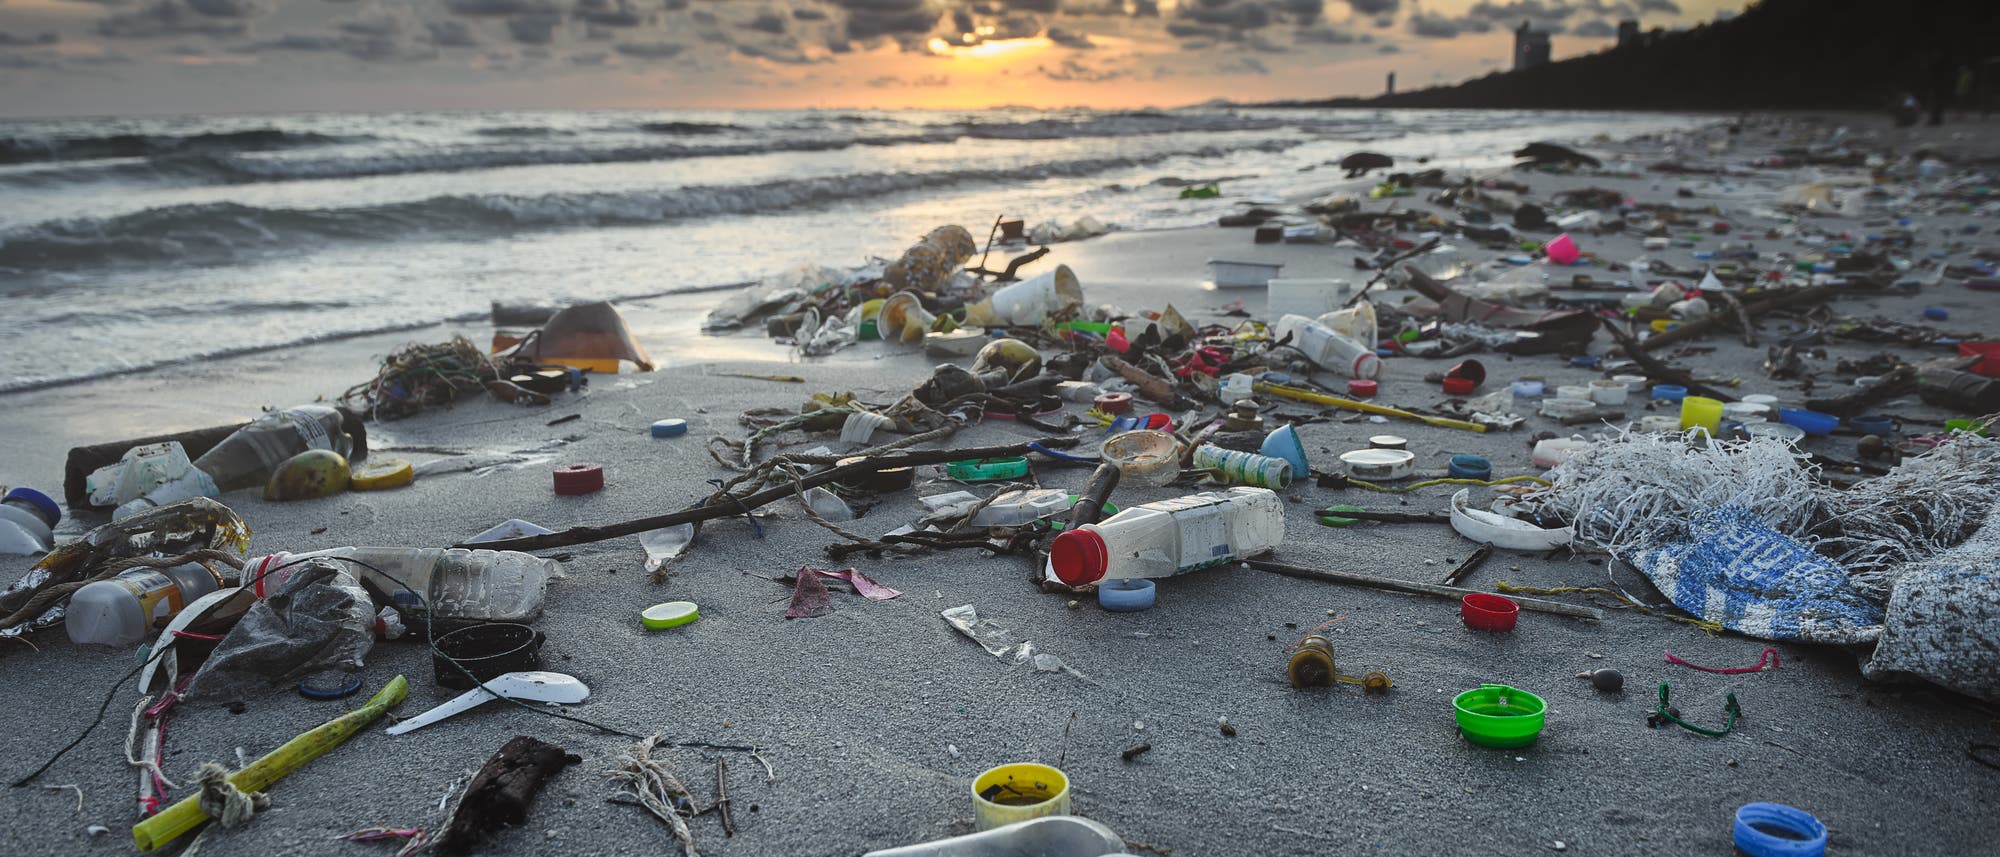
66;561;223;648
192;406;357;493
1272;314;1382;379
0;488;60;556
1050;487;1284;586
245;547;550;622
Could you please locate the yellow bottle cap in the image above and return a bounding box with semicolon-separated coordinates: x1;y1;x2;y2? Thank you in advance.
350;459;415;491
642;601;699;630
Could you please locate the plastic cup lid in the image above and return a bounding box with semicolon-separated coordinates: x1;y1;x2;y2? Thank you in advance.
651;419;689;438
642;601;699;630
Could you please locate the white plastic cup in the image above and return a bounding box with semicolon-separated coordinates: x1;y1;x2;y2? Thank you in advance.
986;265;1082;326
1587;379;1629;406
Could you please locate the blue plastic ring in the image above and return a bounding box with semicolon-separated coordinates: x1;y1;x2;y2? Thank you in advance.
298;672;365;700
1733;803;1826;857
1097;578;1156;612
1448;454;1492;481
652;419;689;438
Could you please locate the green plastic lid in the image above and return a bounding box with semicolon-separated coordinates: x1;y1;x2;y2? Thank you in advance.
945;456;1030;482
642;601;699;630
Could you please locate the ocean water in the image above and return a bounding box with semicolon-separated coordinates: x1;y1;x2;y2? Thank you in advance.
0;107;1696;393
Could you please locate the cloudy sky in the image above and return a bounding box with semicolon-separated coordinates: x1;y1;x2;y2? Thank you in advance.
0;0;1739;116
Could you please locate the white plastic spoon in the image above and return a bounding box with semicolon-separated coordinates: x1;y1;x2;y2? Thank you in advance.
385;671;589;736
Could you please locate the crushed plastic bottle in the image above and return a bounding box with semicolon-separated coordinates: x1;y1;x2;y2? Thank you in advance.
1272;315;1382;379
1049;487;1284;586
802;487;855;522
243;547;551;622
638;524;696;572
191;405;359;493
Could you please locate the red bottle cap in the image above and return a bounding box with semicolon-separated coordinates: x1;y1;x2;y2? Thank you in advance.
1093;392;1133;414
1050;529;1109;586
1348;379;1378;397
1442;377;1477;396
553;463;605;495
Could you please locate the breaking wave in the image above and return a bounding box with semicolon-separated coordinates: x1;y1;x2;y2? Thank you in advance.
0;128;358;165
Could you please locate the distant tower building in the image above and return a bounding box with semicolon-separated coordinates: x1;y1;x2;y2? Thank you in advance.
1386;71;1395;95
1616;19;1640;48
1513;20;1551;70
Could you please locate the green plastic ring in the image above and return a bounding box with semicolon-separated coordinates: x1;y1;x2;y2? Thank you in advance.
946;456;1030;482
1318;505;1364;527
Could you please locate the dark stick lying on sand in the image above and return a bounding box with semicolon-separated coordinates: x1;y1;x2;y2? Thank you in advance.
1243;558;1605;620
459;437;1084;552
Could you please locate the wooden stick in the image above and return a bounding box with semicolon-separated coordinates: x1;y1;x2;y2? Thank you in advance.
1242;559;1604;620
1599;318;1737;402
1316;508;1450;525
1717;290;1758;347
456;437;1081;552
1063;464;1121;531
714;757;734;838
1441;543;1494;587
1635;285;1836;353
1257;382;1488;433
132;676;408;852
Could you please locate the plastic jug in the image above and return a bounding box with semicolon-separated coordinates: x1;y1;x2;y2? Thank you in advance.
1050;487;1284;586
192;406;359;493
66;561;223;648
1272;315;1381;379
0;488;60;556
245;547;550;622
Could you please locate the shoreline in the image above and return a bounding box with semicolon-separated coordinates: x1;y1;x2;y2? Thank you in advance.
0;112;1994;856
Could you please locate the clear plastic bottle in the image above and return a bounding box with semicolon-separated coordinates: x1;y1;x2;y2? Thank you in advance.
66;561;222;648
192;406;357;493
245;547;549;622
1272;315;1382;379
1049;487;1284;586
0;488;60;556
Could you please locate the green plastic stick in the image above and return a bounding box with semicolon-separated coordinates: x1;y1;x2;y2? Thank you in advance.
132;675;408;851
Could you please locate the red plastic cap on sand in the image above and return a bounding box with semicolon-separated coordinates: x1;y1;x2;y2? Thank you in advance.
1442;376;1477;396
1461;592;1520;632
1050;529;1110;586
1094;392;1134;414
554;463;605;495
1348;379;1378;398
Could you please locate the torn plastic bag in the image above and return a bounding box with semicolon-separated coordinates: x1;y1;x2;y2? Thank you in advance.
186;557;376;702
941;604;1081;678
703;265;838;332
1863;502;2000;703
509;301;654;373
1625;506;1882;645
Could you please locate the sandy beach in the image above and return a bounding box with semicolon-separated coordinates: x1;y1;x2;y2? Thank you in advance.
1;112;1996;856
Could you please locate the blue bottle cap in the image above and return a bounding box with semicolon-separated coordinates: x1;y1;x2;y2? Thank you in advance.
1651;384;1689;402
1448;454;1492;481
2;488;59;527
1097;578;1156;612
1923;307;1948;321
651;419;688;438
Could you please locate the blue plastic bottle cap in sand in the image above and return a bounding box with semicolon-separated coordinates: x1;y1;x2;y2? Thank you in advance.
652;419;688;438
1924;307;1949;321
1097;578;1155;612
1448;454;1492;481
1652;384;1689;402
1733;803;1827;857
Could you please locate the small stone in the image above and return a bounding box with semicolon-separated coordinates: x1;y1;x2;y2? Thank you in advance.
1588;668;1625;691
1553;841;1567;851
1509;565;1521;572
1066;600;1080;610
1218;717;1237;737
947;744;960;758
86;826;110;838
1133;720;1145;731
1266;634;1277;641
1726;758;1739;767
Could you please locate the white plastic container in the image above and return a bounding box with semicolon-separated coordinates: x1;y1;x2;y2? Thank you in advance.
1049;487;1283;586
1531;438;1591;468
193;405;356;493
977;265;1083;326
1208;258;1283;289
0;488;59;556
66;561;223;648
1272;314;1381;379
1266;278;1351;320
246;547;551;622
1219;373;1256;404
1587;379;1629;406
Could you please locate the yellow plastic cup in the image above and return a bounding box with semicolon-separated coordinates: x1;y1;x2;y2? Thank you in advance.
1680;396;1723;433
970;763;1070;830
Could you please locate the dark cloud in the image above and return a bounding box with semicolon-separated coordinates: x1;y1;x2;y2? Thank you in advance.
735;37;825;63
746;10;786;32
1044;25;1092;48
1570;17;1614;37
793;7;827;20
1178;0;1269;29
1407;12;1487;39
1224;55;1268;74
571;50;609;63
1131;0;1157;15
250;33;344;50
1037;56;1123;81
0;32;60;46
1637;0;1678;12
1343;0;1396;14
428;19;479;45
866;72;948;86
1293;25;1354;44
446;0;563;17
506;13;563;43
829;0;937;41
1165;21;1222;39
184;0;268;17
612;39;685;58
574;0;645;26
1466;1;1577;24
97;2;250;39
1375;41;1396;52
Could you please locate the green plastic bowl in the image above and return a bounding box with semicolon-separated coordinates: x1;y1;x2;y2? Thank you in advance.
1454;684;1548;748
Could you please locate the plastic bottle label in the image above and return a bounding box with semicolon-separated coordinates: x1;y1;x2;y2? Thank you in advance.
286;409;334;452
1170;503;1233;573
112;571;184;627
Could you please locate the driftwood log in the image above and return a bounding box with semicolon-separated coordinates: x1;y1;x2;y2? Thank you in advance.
437;736;579;855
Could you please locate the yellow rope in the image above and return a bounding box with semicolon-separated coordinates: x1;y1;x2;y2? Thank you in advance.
1496;581;1725;634
1345;475;1549;493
